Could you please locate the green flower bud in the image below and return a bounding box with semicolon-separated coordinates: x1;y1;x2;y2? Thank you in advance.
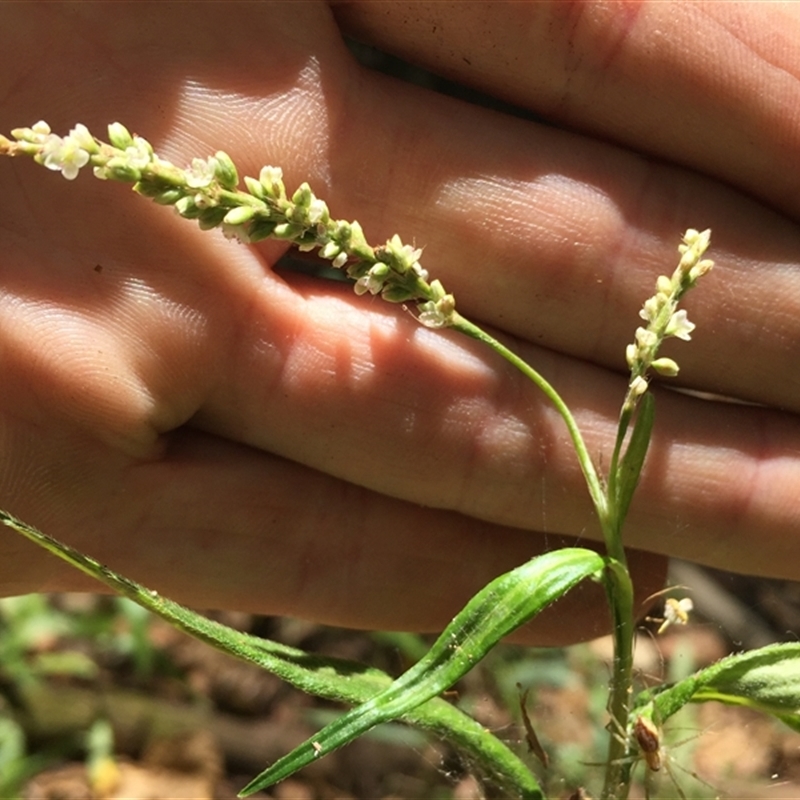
651;357;680;377
273;222;305;240
133;179;168;198
689;258;714;283
11;139;40;156
428;279;447;301
174;195;202;219
223;205;256;226
151;188;184;206
292;183;313;207
347;221;374;260
320;241;341;261
107;122;134;150
10;126;40;142
69;124;99;154
244;175;266;199
103;156;141;182
214;150;239;190
259;165;284;198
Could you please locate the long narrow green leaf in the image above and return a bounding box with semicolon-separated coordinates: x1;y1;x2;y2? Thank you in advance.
241;547;606;795
614;392;655;524
0;509;544;798
634;642;800;728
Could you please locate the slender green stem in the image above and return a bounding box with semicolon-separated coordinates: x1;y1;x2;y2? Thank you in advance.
603;417;632;569
606;408;632;520
600;559;635;800
452;311;636;799
450;312;608;527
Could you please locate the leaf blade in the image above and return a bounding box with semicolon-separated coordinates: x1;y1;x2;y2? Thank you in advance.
241;547;605;795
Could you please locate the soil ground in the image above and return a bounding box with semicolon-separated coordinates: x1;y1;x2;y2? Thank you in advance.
4;562;800;800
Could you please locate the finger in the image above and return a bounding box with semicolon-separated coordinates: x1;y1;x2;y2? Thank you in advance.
332;1;800;220
0;426;666;646
194;271;800;580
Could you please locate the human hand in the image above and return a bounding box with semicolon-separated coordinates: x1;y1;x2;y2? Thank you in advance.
0;2;797;645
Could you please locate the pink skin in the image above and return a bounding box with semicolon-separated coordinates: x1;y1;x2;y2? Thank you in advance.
1;2;799;645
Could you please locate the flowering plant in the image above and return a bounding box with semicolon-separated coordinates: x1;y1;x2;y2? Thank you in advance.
1;122;798;800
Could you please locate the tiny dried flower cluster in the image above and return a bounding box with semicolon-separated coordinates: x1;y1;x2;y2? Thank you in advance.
0;121;457;329
657;596;693;635
623;228;714;410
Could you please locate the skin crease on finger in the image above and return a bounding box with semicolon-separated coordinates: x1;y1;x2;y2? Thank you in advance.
0;2;796;642
331;1;800;219
331;0;800;412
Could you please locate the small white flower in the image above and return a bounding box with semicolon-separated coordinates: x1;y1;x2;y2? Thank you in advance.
418;294;455;328
40;133;90;180
689;258;714;282
32;120;51;136
639;296;661;323
124;137;153;170
411;262;429;282
186;157;217;188
393;236;422;268
354;264;389;296
353;276;375;295
259;165;283;189
665;309;695;340
628;375;649;398
634;326;657;349
68;123;95;152
332;252;348;269
306;197;328;225
261;165;282;181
